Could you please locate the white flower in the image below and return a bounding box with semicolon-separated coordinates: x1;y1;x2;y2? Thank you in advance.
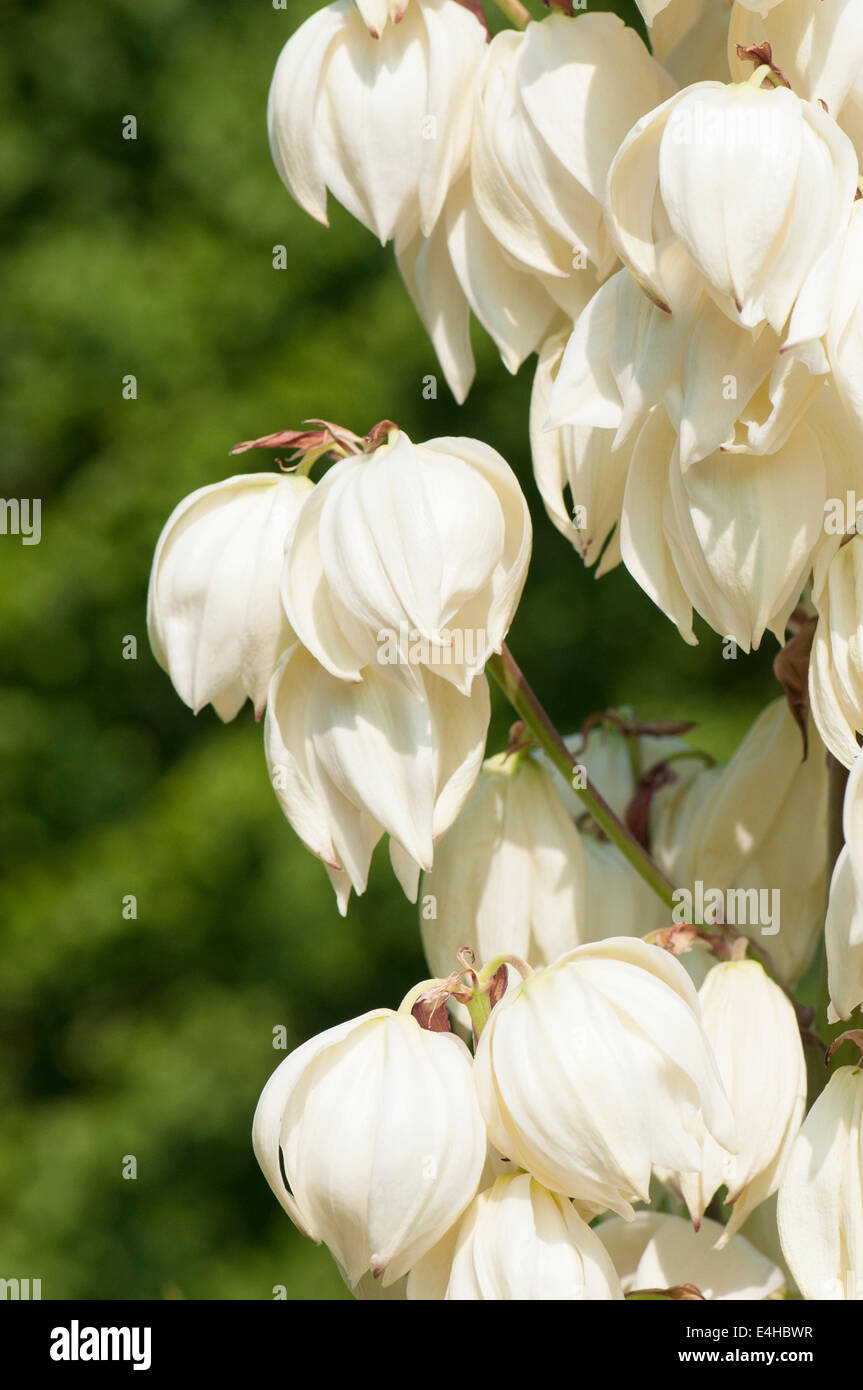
729;0;863;159
542;721;704;946
679;960;807;1239
605;78;857;347
281;429;532;695
619;409;827;652
778;1064;863;1300
147;472;313;721
530;329;630;572
662;699;829;986
408;1172;623;1300
547;270;827;470
810;536;863;770
420;750;588;979
264;642;489;913
267;0;486;247
826;203;863;452
471;12;674;290
599;1210;787;1300
472;937;736;1216
643;0;737;86
825;753;863;1021
252;1007;487;1290
397;173;561;404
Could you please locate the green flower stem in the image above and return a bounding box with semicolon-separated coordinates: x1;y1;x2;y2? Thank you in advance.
488;0;532;29
487;645;676;912
465;988;492;1039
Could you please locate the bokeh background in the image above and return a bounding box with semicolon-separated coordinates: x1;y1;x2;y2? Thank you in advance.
0;0;781;1298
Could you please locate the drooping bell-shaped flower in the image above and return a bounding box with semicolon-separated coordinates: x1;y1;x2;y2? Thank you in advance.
778;1064;863;1300
729;0;863;159
397;173;562;405
408;1172;623;1300
471;12;674;292
147;472;313;721
530;330;630;573
810;535;863;769
824;752;863;1021
678;960;807;1239
620;409;827;653
605;77;858;346
546;269;828;471
599;1210;787;1300
252;1007;487;1291
472;937;736;1217
420;749;588;979
281;429;532;695
660;698;829;986
264;642;490;913
267;0;486;247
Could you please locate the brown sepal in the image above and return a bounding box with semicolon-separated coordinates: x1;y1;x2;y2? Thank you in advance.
411;990;453;1033
487;964;509;1010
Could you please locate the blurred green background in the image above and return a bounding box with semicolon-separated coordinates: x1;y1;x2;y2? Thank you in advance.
0;0;781;1299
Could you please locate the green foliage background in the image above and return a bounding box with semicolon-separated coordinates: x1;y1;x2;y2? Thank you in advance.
0;0;780;1299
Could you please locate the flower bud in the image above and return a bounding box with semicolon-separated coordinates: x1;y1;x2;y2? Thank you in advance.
778;1064;863;1300
281;429;531;695
473;937;736;1216
420;750;588;977
252;1007;487;1290
147;472;313;721
825;752;863;1021
408;1172;623;1300
605;79;857;345
599;1210;786;1300
678;960;807;1239
264;642;490;913
268;0;486;246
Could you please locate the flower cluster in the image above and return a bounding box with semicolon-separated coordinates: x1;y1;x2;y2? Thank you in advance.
148;0;863;1301
254;937;800;1300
